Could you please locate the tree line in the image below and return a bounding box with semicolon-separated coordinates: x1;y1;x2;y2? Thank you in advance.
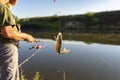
18;10;120;34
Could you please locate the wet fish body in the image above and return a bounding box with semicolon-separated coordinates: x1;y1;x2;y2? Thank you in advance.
54;32;70;54
54;32;62;53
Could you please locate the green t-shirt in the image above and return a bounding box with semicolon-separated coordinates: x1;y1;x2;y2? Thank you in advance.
0;2;19;43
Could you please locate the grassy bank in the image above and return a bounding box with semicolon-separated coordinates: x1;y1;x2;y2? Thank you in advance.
19;10;120;34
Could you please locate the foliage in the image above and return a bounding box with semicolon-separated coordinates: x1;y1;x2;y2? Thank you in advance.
19;10;120;34
15;16;20;22
20;75;27;80
19;69;27;80
33;71;41;80
86;12;95;17
19;16;59;32
85;12;100;26
19;71;42;80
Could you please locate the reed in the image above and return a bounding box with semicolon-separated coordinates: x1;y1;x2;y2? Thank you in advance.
19;71;43;80
33;71;41;80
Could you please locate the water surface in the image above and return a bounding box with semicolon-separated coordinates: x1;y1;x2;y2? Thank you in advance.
18;38;120;80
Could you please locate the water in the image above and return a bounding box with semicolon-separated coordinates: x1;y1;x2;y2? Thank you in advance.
18;39;120;80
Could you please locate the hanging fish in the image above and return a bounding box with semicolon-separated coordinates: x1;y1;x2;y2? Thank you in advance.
54;32;70;54
54;0;56;2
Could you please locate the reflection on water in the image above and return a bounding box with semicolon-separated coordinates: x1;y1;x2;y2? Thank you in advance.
33;32;120;45
18;38;120;80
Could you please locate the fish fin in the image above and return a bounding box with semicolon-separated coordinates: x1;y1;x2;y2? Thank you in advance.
62;48;70;54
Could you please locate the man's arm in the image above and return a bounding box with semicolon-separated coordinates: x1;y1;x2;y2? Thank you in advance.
1;26;34;43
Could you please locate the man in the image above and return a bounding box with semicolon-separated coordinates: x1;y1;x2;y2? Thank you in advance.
0;0;34;80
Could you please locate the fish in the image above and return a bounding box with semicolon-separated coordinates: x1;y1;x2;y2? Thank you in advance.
54;32;70;54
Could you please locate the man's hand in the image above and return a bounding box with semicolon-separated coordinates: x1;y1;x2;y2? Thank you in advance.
24;34;34;43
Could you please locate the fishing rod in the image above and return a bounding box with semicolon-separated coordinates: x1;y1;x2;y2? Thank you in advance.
19;40;48;80
34;39;53;43
19;42;47;68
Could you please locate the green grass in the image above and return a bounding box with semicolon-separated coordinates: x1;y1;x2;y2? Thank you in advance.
20;71;43;80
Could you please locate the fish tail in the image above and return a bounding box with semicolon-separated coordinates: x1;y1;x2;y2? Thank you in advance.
59;48;70;54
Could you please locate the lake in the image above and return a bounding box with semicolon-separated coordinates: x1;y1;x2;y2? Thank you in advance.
18;33;120;80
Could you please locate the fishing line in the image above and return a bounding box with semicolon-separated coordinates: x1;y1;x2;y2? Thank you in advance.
53;0;61;32
59;17;61;32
